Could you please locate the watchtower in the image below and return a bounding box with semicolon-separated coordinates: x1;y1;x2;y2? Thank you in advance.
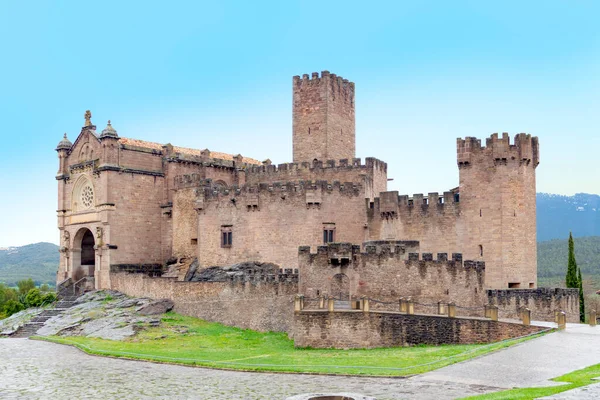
457;133;540;289
292;71;355;163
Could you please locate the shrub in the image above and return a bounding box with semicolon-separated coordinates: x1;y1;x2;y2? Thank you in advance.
25;288;43;308
3;300;24;317
41;292;57;304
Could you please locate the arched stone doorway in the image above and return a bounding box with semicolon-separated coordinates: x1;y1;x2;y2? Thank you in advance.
72;228;95;282
330;273;350;301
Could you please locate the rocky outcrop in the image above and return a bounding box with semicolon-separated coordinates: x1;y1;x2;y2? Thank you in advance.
184;261;280;282
137;299;174;315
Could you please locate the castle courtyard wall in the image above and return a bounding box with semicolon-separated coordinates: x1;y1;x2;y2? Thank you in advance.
110;272;298;332
292;311;545;349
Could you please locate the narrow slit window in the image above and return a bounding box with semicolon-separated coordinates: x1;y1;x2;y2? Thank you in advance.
221;226;232;248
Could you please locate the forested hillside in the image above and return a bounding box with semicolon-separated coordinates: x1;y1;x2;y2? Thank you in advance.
0;243;58;286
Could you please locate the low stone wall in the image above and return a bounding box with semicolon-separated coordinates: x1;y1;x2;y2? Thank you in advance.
292;311;544;349
110;272;298;332
487;288;580;323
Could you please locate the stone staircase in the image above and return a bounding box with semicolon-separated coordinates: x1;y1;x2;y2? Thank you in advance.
10;295;79;338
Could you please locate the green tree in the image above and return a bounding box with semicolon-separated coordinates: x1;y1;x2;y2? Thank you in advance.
566;232;579;288
16;278;35;296
39;283;51;292
578;268;585;322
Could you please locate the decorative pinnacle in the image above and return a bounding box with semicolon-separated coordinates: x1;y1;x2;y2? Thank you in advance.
84;110;92;127
100;119;119;138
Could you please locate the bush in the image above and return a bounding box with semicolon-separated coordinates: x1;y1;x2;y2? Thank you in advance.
3;299;24;317
41;292;57;304
25;288;43;308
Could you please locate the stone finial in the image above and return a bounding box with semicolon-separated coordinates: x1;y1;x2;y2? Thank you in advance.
56;132;73;151
100;120;119;139
84;110;92;127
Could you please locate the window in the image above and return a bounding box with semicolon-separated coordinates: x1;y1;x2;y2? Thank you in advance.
190;238;198;245
479;245;483;257
508;282;521;289
221;226;232;248
323;223;335;244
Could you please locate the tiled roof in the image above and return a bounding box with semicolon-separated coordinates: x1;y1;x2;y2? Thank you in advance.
118;137;261;165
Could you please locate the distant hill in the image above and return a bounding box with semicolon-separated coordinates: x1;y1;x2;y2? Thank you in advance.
538;236;600;280
0;242;59;286
537;193;600;241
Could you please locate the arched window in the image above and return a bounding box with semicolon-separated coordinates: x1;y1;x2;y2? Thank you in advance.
72;176;95;212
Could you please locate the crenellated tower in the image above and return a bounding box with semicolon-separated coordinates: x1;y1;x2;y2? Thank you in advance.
292;71;355;163
457;132;540;289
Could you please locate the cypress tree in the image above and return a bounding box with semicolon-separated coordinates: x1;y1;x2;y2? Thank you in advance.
566;232;578;288
578;268;585;322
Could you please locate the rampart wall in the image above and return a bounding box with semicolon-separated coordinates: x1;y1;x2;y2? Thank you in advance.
488;288;579;323
110;271;299;332
299;242;485;313
292;311;545;349
244;158;387;200
366;191;462;262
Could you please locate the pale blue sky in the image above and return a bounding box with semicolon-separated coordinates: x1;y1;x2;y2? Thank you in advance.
0;1;598;246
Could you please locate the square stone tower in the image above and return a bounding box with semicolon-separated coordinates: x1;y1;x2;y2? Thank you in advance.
292;71;355;163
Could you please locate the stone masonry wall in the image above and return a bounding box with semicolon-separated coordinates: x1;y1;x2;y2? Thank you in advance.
488;288;580;323
196;181;369;269
293;311;544;349
299;242;485;314
110;272;298;332
367;191;461;263
244;158;387;200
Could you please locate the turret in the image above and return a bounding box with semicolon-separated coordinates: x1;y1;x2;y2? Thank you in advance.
55;133;72;177
292;71;355;163
457;132;539;289
99;120;119;167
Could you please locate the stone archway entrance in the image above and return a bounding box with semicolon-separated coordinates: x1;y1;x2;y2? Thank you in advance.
330;273;350;301
72;228;95;282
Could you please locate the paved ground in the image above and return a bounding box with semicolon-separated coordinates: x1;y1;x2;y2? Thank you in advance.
416;323;600;390
542;381;600;399
1;323;600;399
0;339;496;400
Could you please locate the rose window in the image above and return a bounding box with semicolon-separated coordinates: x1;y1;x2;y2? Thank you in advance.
80;185;94;209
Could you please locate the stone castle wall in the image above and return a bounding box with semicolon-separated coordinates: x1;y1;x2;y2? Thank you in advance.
488;288;580;323
196;181;369;269
292;311;545;349
110;271;298;332
299;242;486;313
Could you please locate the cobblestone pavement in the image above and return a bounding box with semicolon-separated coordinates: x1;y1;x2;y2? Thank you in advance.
0;339;498;400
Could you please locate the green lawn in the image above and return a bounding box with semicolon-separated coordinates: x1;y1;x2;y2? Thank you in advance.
35;312;546;377
463;363;600;399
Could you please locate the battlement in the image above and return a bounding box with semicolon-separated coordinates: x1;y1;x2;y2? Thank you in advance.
293;70;355;104
198;179;363;202
457;133;540;168
299;242;484;272
371;190;460;218
247;157;387;175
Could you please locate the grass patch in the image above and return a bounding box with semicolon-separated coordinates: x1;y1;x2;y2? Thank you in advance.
463;363;600;399
33;312;547;376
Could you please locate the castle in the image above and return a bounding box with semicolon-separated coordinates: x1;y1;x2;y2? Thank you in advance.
55;72;579;342
56;70;538;291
